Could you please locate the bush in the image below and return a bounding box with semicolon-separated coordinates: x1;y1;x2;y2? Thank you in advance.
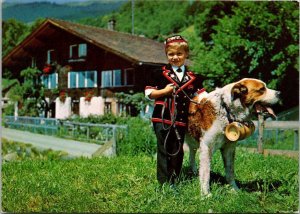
117;117;156;156
2;103;15;117
69;113;122;124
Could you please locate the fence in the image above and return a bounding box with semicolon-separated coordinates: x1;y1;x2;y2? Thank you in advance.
241;114;299;159
58;121;127;155
4;116;59;135
4;115;299;158
3;116;128;155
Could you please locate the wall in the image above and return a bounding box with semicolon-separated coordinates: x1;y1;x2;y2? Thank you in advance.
55;97;72;119
79;96;105;117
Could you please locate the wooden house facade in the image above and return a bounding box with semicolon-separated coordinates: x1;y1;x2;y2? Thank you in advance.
3;19;170;119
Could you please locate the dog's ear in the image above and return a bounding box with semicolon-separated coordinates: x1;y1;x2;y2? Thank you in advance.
231;83;248;100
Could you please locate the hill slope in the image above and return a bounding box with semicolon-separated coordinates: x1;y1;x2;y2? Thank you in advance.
2;1;125;23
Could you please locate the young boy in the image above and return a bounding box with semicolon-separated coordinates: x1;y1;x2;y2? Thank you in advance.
145;35;205;186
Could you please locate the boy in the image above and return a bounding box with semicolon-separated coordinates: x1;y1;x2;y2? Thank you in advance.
145;35;205;186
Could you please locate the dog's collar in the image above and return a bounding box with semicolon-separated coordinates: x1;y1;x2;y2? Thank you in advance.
221;95;235;123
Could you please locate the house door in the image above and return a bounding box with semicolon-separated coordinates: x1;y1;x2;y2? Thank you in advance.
72;101;79;116
50;101;56;118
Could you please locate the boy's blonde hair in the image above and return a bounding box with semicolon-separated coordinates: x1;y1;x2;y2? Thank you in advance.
164;35;189;56
165;42;189;56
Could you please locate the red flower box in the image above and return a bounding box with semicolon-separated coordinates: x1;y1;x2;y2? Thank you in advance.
84;91;94;102
43;64;53;74
59;90;67;103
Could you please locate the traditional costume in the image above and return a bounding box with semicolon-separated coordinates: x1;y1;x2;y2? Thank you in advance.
145;64;205;184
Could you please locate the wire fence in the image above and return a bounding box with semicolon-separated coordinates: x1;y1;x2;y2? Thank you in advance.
3;116;128;148
238;114;299;159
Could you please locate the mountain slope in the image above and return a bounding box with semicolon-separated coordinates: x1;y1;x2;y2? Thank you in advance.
2;1;125;23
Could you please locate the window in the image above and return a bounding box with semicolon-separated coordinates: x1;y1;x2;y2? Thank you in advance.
86;71;95;87
69;43;87;59
70;45;78;58
113;69;122;86
69;72;77;88
101;70;112;87
41;73;58;89
117;102;131;116
47;49;55;64
68;71;97;88
101;69;134;87
118;102;125;115
104;102;112;114
78;44;87;57
31;57;36;68
124;68;134;85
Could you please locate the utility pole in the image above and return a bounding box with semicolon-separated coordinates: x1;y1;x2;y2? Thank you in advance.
131;0;134;35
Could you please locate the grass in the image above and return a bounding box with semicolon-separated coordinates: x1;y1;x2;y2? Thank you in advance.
2;148;299;213
2;138;69;162
240;129;297;151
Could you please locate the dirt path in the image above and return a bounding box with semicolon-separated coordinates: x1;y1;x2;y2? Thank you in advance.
1;127;102;158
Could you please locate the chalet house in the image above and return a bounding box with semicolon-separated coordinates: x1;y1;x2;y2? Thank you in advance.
3;18;171;119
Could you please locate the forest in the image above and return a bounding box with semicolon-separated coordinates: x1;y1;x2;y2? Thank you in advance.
2;0;299;112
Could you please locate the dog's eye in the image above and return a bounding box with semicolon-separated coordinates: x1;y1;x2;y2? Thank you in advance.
259;87;266;92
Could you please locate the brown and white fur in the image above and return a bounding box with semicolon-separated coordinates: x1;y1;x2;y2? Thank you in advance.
186;78;280;196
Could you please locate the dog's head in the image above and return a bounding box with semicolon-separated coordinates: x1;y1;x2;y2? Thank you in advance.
231;78;281;118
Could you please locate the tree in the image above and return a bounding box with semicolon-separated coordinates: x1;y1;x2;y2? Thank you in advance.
2;18;47;79
190;1;299;110
2;19;29;58
8;67;47;117
80;0;190;41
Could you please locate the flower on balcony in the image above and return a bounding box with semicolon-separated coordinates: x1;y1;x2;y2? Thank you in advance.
43;64;53;74
84;90;94;102
59;90;67;103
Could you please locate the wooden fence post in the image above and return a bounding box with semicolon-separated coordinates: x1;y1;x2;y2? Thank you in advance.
87;127;90;141
294;130;299;151
112;127;117;156
257;114;264;154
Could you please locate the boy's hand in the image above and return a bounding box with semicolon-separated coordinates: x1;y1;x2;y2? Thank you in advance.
163;83;175;96
148;83;176;99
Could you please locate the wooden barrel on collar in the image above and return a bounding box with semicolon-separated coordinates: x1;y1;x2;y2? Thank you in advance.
225;121;255;142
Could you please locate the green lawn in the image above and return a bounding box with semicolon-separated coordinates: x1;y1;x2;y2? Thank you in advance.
2;149;299;213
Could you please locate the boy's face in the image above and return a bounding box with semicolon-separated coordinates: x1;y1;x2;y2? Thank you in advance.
166;46;188;67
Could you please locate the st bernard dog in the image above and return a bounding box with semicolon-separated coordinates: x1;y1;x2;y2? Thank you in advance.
186;78;281;196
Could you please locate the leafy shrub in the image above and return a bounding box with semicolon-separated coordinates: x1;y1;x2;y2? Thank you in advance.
69;113;126;124
2;103;15;121
117;117;156;156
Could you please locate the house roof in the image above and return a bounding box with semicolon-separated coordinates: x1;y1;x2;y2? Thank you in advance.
3;18;172;68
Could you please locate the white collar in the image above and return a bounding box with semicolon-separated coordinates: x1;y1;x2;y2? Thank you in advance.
172;65;185;73
171;65;185;81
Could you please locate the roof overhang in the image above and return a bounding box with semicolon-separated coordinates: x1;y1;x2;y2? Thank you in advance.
3;18;170;71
